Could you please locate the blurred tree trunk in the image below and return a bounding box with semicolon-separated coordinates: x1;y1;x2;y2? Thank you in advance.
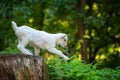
0;54;49;80
76;0;87;62
33;1;46;30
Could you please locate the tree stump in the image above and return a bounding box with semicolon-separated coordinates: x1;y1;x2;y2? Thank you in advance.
0;54;48;80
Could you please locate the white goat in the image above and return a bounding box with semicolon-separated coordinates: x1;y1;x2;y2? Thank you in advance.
11;21;70;61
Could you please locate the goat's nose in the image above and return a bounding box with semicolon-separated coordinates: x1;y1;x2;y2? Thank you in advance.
64;45;67;48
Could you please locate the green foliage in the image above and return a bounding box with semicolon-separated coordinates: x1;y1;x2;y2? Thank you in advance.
47;58;120;80
0;39;19;54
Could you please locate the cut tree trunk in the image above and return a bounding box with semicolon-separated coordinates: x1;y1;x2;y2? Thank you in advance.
0;54;49;80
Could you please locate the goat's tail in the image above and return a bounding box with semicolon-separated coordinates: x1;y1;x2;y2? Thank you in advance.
11;21;18;31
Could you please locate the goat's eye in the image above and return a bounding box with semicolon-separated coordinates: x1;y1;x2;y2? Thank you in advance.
64;39;66;41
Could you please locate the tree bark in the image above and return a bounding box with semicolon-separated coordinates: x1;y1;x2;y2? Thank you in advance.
76;0;87;62
0;54;49;80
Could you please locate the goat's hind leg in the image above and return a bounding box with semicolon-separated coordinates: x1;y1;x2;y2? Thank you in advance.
17;39;33;55
34;47;40;56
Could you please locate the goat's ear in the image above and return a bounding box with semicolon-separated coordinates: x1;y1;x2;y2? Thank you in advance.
61;34;66;39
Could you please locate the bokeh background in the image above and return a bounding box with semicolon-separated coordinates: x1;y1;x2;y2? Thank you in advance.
0;0;120;69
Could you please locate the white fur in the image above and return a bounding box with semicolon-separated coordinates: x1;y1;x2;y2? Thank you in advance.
11;21;70;61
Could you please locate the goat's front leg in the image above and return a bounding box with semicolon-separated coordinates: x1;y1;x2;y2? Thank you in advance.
46;47;70;61
34;47;40;56
17;40;32;55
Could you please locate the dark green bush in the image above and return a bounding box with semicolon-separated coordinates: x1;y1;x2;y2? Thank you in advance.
47;58;120;80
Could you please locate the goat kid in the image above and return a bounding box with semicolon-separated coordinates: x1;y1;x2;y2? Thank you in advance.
11;21;70;61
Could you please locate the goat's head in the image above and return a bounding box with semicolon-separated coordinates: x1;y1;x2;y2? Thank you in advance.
57;34;68;48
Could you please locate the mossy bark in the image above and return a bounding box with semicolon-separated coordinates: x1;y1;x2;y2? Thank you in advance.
0;54;49;80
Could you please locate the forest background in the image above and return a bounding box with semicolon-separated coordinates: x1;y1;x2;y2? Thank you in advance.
0;0;120;78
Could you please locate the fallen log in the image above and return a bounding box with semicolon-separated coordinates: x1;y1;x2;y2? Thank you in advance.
0;54;48;80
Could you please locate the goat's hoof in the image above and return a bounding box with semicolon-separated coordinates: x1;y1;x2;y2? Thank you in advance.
67;59;71;62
